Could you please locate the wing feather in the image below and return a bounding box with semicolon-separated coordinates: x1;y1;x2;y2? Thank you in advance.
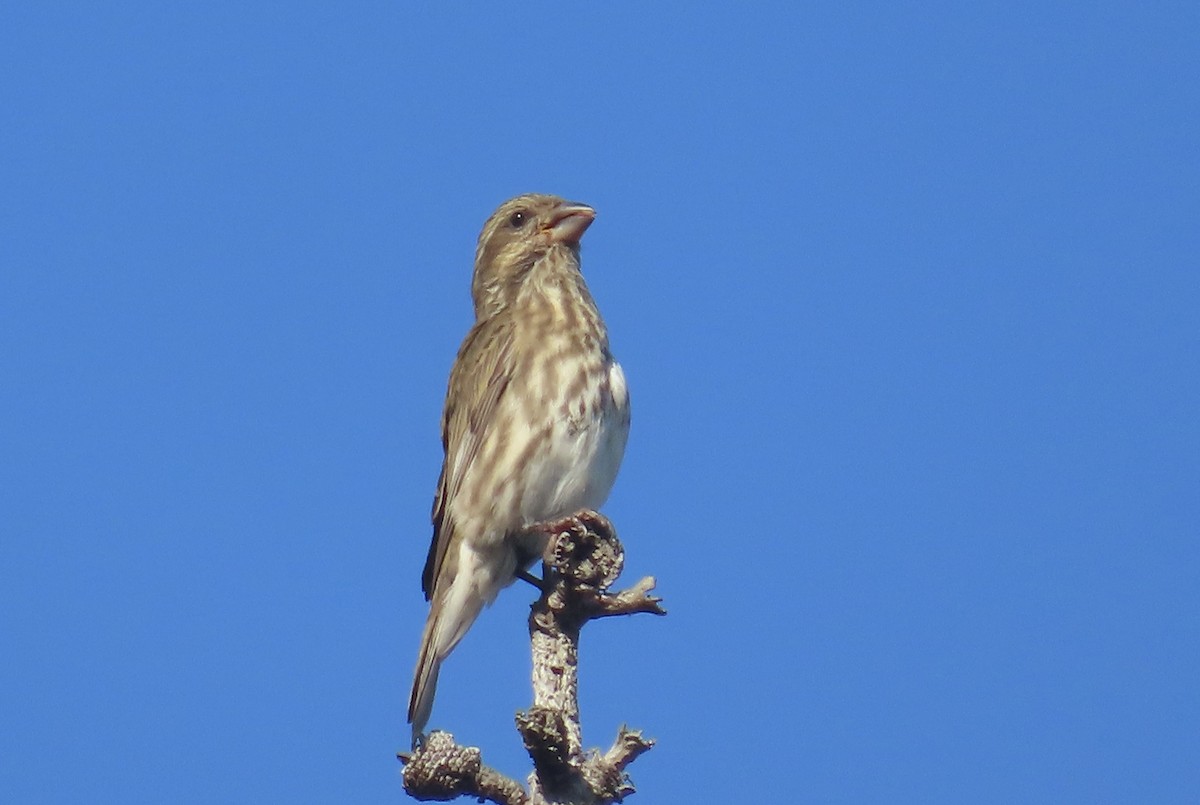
420;318;514;600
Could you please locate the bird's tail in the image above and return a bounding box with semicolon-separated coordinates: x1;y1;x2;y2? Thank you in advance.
407;615;444;747
407;557;495;746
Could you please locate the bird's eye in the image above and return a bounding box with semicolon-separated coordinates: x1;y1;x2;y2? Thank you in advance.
507;210;528;228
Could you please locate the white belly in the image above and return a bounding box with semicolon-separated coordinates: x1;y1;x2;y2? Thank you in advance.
518;359;630;524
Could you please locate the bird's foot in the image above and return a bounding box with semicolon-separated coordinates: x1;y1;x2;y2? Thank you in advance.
515;569;545;590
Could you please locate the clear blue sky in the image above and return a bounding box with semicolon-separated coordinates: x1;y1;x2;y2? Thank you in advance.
2;4;1197;803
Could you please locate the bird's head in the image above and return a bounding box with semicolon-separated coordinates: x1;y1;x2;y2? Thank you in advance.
471;193;596;319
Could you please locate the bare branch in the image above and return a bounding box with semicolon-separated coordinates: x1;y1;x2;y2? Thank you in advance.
399;731;527;804
402;510;662;804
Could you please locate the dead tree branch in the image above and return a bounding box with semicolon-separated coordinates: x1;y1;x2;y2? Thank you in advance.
400;510;665;804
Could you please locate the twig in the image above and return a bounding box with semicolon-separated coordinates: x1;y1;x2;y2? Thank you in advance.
400;511;664;804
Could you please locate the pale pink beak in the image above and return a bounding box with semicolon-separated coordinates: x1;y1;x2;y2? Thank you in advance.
547;202;595;246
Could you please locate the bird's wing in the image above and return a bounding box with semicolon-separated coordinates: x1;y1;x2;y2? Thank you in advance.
421;318;513;600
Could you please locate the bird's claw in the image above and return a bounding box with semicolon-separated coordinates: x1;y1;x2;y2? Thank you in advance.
515;569;545;590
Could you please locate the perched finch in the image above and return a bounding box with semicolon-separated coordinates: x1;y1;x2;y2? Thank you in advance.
408;194;631;744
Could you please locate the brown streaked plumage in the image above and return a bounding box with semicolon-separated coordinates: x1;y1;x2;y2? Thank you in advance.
408;194;630;744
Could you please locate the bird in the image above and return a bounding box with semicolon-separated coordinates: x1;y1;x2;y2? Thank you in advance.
408;193;631;745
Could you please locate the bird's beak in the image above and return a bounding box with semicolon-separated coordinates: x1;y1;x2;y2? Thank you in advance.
546;202;595;246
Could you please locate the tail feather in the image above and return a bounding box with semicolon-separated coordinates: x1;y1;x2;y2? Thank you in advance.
407;551;501;745
407;616;442;745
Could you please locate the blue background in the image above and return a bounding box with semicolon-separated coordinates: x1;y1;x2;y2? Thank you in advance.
2;3;1197;803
